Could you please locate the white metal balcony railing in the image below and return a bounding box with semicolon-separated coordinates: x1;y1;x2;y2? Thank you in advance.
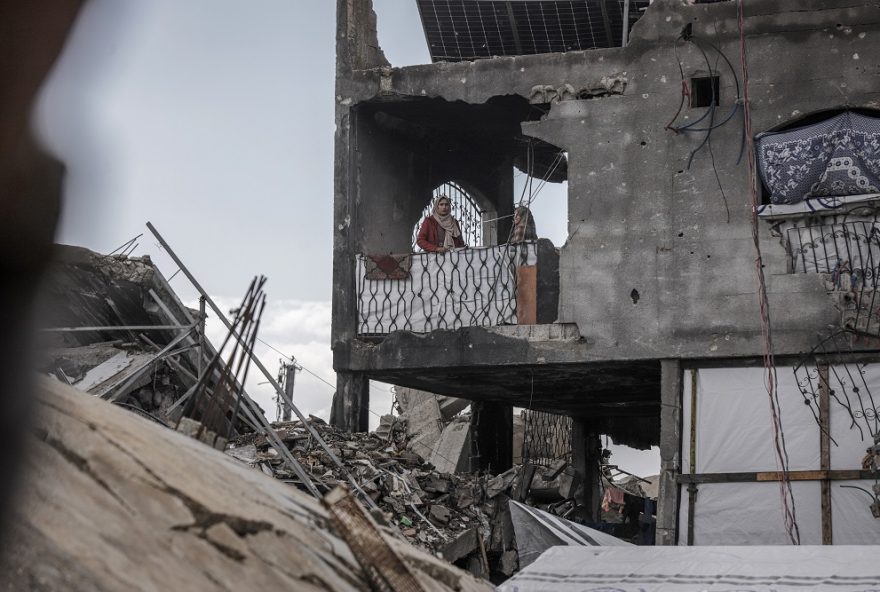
356;242;537;336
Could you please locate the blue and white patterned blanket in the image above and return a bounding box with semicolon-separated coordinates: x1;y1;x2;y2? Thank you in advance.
756;111;880;204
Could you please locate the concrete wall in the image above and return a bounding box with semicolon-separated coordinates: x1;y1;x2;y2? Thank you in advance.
354;108;433;254
334;0;880;364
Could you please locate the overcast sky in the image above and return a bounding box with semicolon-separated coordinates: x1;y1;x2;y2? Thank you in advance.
36;0;657;477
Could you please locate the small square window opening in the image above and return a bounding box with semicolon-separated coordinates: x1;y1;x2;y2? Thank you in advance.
690;76;721;108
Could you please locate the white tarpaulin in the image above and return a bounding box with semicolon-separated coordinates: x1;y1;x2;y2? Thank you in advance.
677;482;822;545
678;365;880;545
508;500;630;569
498;546;880;592
681;367;820;475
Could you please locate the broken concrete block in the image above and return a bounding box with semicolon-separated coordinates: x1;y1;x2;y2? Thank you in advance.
440;528;479;563
224;444;257;464
198;429;217;448
516;464;537;502
430;505;451;524
558;466;581;500
486;467;517;498
403;396;443;458
13;379;495;592
423;476;451;494
488;494;515;554
499;549;518;576
176;416;201;438
383;496;406;514
374;414;395;440
453;485;476;509
429;421;471;474
436;396;469;421
397;387;469;422
543;459;567;481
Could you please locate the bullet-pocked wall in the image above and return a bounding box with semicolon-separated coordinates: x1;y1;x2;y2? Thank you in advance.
334;0;880;365
515;0;880;360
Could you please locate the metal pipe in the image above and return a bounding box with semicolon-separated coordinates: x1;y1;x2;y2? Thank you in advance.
621;0;630;47
41;324;192;332
198;296;206;378
102;324;197;401
146;221;377;508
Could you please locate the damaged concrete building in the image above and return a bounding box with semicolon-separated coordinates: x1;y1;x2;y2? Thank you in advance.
332;0;880;545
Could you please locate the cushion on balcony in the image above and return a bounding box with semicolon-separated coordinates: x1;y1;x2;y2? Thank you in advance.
364;254;412;280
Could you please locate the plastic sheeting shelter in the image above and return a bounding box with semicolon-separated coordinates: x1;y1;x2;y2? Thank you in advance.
757;111;880;204
498;546;880;591
678;365;880;545
508;500;630;569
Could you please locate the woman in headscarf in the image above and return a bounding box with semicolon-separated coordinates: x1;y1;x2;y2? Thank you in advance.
510;205;537;243
416;194;466;253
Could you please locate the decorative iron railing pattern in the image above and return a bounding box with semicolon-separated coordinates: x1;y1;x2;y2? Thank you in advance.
785;220;880;336
521;409;572;467
357;243;536;336
786;221;880;280
411;181;485;251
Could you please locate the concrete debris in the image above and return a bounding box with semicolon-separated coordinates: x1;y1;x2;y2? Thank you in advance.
36;245;261;438
224;410;653;582
429;419;471;474
402;394;445;460
0;379;492;592
397;387;470;421
225;413;529;581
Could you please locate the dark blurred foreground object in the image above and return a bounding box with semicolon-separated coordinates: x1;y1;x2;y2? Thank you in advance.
0;379;492;592
0;0;84;538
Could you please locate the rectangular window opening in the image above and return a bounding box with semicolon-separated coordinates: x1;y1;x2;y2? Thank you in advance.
690;76;721;108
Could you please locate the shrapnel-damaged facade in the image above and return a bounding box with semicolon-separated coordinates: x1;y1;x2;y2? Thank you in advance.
332;0;880;545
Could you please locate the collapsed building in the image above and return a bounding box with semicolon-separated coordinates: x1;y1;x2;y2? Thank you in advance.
36;244;263;447
331;0;880;546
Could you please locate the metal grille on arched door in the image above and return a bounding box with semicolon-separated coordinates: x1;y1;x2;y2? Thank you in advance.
411;182;485;251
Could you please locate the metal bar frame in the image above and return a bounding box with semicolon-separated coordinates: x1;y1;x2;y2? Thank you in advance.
146;221;377;508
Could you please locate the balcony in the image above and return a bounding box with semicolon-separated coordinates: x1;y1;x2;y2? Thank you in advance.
356;240;559;337
760;194;880;337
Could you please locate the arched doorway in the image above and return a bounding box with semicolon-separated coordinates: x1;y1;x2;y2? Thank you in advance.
411;181;486;251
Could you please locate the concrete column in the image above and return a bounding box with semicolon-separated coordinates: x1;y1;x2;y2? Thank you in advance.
331;372;369;432
282;364;296;422
471;401;513;474
572;418;602;522
656;359;682;545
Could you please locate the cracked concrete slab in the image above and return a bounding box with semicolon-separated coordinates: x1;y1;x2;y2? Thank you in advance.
0;378;492;592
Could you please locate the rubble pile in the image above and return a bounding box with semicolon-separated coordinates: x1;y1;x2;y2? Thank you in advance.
226;414;525;580
36;245;260;443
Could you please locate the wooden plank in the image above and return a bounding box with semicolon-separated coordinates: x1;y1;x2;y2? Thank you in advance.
819;364;832;545
655;360;682;546
687;369;698;546
516;265;537;325
678;469;873;484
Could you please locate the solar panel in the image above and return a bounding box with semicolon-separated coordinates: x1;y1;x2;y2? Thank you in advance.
416;0;650;62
